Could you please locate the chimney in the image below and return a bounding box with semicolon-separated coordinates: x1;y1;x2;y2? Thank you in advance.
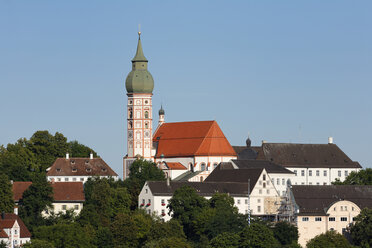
328;137;333;144
90;152;93;159
262;140;267;144
10;180;13;185
14;207;18;215
66;153;69;159
166;177;170;187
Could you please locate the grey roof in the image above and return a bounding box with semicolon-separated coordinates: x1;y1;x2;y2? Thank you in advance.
291;185;372;215
233;146;258;160
248;143;361;169
147;181;249;197
231;160;294;174
204;167;263;189
172;171;202;181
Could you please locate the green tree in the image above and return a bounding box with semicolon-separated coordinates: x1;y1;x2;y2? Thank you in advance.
333;168;372;185
33;223;95;248
23;239;55;248
94;226;113;248
144;237;192;248
68;140;97;158
0;241;7;248
124;159;165;210
306;231;351;248
167;186;208;240
0;173;14;213
209;232;240;248
19;174;53;230
273;221;299;246
146;218;186;243
349;208;372;247
239;223;280;248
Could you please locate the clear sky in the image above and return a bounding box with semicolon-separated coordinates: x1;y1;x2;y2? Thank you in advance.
1;1;371;177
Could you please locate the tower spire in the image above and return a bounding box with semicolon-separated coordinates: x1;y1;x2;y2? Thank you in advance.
132;31;148;62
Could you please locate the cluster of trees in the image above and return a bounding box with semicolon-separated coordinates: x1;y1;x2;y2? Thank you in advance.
333;168;372;185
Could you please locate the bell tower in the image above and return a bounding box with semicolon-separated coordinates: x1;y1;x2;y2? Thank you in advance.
123;32;154;179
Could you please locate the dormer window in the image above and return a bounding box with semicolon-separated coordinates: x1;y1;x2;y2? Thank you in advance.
86;168;92;172
72;168;77;172
102;168;107;172
71;160;75;164
56;168;61;172
85;160;89;164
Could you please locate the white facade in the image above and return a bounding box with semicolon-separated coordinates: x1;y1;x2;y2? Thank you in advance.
138;169;281;221
0;220;30;248
268;172;296;197
43;202;84;217
285;167;360;186
47;175;118;184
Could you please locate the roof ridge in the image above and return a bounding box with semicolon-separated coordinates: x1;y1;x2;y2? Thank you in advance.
195;121;215;155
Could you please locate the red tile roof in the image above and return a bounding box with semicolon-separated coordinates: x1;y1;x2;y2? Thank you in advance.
12;182;85;202
3;213;31;238
0;219;15;229
47;157;118;177
153;121;236;158
0;229;8;238
52;182;85;202
165;162;187;170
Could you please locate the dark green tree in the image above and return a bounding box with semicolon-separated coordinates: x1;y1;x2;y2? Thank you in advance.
19;174;53;230
167;186;209;240
239;223;280;248
146;218;186;243
273;221;299;246
306;231;351;248
23;239;55;248
144;237;192;248
94;226;113;248
349;208;372;247
68;140;97;158
0;173;14;213
124;159;165;209
0;241;7;248
209;232;240;248
333;168;372;185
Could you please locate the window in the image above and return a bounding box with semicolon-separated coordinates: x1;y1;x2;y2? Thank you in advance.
74;205;79;210
338;170;341;177
65;178;69;182
213;163;218;169
142;199;145;205
302;217;309;222
329;217;335;221
352;207;355;211
245;199;248;204
148;199;151;204
334;207;336;211
271;178;274;184
341;206;344;211
259;189;262;194
282;178;285;185
316;182;320;185
161;209;165;216
263;174;266;180
294;170;297;176
56;168;61;172
330;228;334;231
309;182;312;185
200;163;206;171
257;199;261;203
316;170;320;176
144;111;149;118
62;205;67;210
14;230;17;235
315;217;322;221
80;178;84;181
237;199;241;205
282;191;286;196
309;170;312;176
86;168;92;172
345;171;349;177
277;178;280;185
266;189;270;194
301;182;305;185
72;168;77;172
341;217;347;222
324;170;327;176
161;199;165;205
301;170;305;176
57;178;61;182
73;178;77;181
259;180;262;185
257;206;261;212
263;182;266;188
145;189;148;193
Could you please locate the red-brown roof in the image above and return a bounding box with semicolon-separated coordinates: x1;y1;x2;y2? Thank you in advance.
0;219;15;229
153;121;236;158
0;229;8;238
165;162;187;170
12;182;85;202
2;213;31;238
52;182;85;202
12;182;32;202
47;157;118;177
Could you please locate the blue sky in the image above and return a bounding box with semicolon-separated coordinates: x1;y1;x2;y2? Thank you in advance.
1;1;371;177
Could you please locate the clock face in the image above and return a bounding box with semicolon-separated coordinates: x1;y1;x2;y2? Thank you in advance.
144;131;150;138
128;131;133;138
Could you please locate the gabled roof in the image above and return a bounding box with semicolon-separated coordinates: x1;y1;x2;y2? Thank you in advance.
12;181;32;202
204;167;264;190
147;181;249;197
2;213;31;238
0;229;8;238
251;143;361;169
164;162;187;170
12;182;85;202
291;185;372;215
231;160;294;174
47;157;118;177
153;121;236;158
0;219;15;229
52;182;85;202
233;146;258;160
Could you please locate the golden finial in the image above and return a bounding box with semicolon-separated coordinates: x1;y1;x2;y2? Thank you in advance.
138;24;141;36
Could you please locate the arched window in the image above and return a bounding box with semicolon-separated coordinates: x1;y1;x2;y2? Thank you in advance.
200;176;203;182
213;163;218;169
263;182;266;188
129;108;133;118
200;163;206;171
145;111;149;118
145;122;149;128
128;121;133;129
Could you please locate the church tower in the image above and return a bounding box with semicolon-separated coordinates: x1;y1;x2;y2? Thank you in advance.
123;32;154;178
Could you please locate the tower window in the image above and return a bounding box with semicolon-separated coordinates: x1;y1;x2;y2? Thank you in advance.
145;122;149;128
200;163;206;171
145;111;149;118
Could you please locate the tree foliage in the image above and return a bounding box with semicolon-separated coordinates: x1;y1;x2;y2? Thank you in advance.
239;223;280;248
23;239;55;248
273;221;299;246
349;208;372;247
306;231;351;248
333;168;372;185
209;232;240;248
0;173;14;213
